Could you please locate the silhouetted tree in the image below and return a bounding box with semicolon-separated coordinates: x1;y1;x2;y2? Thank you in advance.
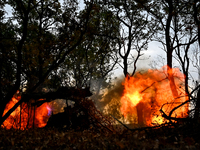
0;0;94;125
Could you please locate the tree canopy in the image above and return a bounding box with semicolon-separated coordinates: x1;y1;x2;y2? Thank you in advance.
0;0;200;129
0;0;120;125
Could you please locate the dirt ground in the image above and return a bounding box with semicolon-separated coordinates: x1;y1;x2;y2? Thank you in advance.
0;126;199;150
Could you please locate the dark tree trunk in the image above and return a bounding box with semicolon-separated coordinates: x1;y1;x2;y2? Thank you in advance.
136;102;144;125
194;88;200;121
165;0;179;99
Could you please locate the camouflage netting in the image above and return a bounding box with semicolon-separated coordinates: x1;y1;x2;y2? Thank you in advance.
46;97;123;133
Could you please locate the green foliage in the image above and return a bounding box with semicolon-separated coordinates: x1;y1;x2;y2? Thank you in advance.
1;0;199;128
0;0;120;124
0;0;85;124
0;19;17;95
57;3;120;88
106;0;158;77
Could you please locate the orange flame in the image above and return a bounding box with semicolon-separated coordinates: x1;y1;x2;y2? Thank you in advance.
2;95;51;130
120;66;188;126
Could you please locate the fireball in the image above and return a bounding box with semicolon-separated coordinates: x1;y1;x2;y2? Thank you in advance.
120;66;188;126
2;95;51;130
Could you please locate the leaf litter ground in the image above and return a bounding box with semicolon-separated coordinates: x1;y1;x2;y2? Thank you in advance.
0;125;199;150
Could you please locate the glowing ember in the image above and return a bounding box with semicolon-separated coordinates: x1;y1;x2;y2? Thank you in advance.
2;95;51;130
120;66;188;126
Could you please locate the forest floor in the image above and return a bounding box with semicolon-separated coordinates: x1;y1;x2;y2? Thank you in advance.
0;126;199;150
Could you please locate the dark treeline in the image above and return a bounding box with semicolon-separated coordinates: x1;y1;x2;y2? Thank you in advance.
0;0;200;131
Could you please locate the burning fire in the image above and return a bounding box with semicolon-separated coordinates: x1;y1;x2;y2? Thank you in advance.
2;94;52;130
120;66;188;126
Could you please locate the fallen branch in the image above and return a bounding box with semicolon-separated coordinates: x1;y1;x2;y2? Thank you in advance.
160;105;191;122
111;115;132;130
111;115;160;132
